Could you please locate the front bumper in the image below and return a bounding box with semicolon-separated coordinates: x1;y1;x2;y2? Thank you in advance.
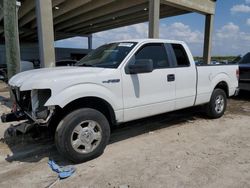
2;86;54;124
1;111;27;123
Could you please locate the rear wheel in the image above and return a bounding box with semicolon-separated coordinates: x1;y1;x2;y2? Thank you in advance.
55;108;110;163
205;88;227;119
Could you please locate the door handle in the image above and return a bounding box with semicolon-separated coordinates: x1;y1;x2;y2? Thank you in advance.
167;74;175;82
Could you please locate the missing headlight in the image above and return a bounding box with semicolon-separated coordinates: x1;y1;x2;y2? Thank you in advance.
31;89;51;119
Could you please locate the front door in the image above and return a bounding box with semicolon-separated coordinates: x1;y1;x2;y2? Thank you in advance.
121;43;176;122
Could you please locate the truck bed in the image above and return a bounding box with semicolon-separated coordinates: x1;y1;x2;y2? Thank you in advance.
195;64;239;106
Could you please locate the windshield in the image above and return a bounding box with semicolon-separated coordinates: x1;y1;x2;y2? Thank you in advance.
76;42;137;68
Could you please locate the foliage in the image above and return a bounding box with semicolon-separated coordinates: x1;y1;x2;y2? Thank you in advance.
194;56;238;63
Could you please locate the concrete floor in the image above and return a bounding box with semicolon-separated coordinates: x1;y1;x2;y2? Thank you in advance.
0;82;250;188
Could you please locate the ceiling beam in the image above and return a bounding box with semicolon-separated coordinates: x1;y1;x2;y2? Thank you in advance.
29;0;115;29
15;6;189;41
26;9;168;41
65;3;148;33
81;10;188;35
18;0;34;18
74;7;177;34
53;0;115;25
19;0;65;27
19;0;65;18
55;0;146;31
160;0;215;15
19;10;36;27
86;11;188;34
53;0;91;18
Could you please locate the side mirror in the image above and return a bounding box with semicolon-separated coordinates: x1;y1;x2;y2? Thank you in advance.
127;59;153;74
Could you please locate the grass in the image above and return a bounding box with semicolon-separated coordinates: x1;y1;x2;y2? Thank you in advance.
194;56;238;62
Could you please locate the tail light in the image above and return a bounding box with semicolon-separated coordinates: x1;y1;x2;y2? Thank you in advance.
236;69;239;80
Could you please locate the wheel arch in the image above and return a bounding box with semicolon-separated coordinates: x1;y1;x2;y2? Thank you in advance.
62;96;117;126
214;81;229;97
49;96;117;134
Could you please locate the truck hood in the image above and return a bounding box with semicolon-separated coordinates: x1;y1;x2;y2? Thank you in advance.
9;66;105;91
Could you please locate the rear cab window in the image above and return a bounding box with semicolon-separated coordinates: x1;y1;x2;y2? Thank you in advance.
171;43;190;67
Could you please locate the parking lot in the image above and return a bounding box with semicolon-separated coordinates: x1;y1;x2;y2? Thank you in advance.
0;81;250;188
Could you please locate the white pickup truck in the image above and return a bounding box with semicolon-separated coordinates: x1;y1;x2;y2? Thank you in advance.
2;39;239;163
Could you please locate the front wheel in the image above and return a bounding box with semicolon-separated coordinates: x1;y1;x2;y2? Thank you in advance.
55;108;110;163
205;88;227;119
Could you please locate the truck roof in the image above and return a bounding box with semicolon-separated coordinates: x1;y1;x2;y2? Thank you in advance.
114;38;186;45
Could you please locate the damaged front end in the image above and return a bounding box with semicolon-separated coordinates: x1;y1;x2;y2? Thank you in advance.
1;87;55;125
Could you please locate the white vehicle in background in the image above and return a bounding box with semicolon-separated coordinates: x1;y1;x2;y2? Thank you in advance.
0;60;34;81
2;39;239;163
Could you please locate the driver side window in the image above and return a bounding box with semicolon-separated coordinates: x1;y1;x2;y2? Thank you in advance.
131;43;170;69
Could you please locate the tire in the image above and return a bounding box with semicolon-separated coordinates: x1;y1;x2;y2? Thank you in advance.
55;108;110;163
205;88;227;119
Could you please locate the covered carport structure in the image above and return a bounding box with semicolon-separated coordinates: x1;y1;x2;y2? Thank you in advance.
0;0;216;78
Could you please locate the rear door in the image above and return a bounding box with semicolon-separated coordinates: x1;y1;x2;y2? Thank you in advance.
121;43;176;122
168;43;197;109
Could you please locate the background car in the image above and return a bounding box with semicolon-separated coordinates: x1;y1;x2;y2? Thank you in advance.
0;59;78;82
0;61;34;82
237;53;250;91
55;59;78;66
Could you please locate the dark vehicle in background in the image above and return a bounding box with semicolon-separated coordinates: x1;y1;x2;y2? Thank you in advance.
56;59;78;66
237;53;250;91
0;64;7;82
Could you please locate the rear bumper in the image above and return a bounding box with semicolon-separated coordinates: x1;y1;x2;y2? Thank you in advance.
234;87;240;96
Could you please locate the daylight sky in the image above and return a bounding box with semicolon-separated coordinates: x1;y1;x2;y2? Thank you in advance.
55;0;250;56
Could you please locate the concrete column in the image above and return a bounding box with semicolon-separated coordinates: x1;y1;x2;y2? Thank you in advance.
148;0;160;38
203;14;214;64
35;0;55;68
0;0;3;22
88;35;93;50
3;0;21;79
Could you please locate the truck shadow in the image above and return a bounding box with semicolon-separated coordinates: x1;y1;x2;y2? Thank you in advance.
2;107;202;165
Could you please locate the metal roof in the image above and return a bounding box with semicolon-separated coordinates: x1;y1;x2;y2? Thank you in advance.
0;0;216;42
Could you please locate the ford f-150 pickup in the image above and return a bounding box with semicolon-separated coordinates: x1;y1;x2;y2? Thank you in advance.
1;39;239;163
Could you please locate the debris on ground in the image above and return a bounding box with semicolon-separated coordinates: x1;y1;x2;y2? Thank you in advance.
176;165;181;169
119;184;130;188
48;160;76;179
